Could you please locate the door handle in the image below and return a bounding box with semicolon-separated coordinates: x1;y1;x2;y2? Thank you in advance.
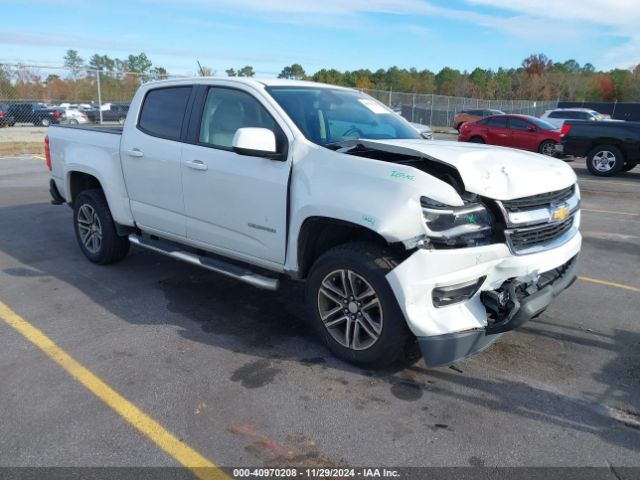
185;159;208;171
125;148;144;158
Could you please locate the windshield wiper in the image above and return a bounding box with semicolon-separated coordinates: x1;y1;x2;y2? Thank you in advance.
323;140;360;151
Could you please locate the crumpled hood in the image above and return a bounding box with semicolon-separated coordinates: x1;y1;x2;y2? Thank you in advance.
358;139;577;200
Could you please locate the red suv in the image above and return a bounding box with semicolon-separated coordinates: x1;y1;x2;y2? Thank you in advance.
458;114;561;156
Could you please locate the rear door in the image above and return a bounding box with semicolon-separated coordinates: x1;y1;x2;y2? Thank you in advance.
120;85;194;238
181;85;291;265
484;116;510;146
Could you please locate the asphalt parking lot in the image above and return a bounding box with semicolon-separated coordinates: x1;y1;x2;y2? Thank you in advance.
0;152;639;475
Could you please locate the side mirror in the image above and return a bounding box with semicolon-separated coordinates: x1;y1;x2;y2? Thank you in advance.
232;128;277;158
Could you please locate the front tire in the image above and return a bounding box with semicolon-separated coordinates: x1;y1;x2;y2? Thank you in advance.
40;118;51;127
539;140;557;157
305;242;415;369
73;189;130;265
469;136;484;144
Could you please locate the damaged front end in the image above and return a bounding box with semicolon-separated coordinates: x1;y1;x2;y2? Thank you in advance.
416;255;579;368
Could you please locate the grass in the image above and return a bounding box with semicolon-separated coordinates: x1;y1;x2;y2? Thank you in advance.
0;142;44;157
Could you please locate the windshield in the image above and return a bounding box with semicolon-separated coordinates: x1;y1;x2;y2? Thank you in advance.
527;117;558;130
266;86;421;147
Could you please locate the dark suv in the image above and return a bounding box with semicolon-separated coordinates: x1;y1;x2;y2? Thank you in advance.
6;103;63;126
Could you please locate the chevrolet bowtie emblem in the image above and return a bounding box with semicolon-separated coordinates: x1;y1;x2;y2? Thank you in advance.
551;205;570;222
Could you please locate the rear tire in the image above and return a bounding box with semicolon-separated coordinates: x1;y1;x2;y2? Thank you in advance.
118;116;126;125
40;118;51;127
539;140;557;157
469;136;484;144
73;189;130;265
586;145;624;177
305;242;415;369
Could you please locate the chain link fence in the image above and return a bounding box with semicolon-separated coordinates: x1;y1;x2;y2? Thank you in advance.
0;64;558;128
0;64;179;126
362;89;558;129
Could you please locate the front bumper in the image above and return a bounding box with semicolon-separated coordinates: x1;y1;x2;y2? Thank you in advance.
416;255;578;367
386;230;581;367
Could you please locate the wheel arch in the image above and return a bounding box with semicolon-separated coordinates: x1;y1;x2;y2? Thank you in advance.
295;216;397;279
67;170;104;205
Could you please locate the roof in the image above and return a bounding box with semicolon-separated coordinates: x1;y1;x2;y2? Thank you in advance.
142;76;354;91
549;107;597;112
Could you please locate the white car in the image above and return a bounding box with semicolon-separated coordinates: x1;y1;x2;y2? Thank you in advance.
61;108;89;125
540;108;605;128
45;78;581;369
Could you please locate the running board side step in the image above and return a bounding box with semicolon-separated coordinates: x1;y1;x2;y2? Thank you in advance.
128;234;280;291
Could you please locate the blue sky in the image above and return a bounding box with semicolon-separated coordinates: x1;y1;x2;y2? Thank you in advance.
1;0;638;76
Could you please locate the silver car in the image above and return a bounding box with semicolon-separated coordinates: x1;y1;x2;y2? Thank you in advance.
540;108;605;128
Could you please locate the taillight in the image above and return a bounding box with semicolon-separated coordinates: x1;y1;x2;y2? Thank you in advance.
560;124;571;137
44;135;52;170
54;111;61;118
0;111;4;119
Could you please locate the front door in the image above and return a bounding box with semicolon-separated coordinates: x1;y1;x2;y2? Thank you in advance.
508;117;538;151
120;86;193;237
181;86;291;265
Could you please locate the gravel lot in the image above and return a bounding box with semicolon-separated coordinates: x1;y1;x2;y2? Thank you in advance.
0;151;638;475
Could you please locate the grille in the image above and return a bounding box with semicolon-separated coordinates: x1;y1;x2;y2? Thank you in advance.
501;185;575;211
509;217;574;251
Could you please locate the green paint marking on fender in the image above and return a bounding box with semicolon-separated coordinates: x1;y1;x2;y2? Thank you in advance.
362;215;376;226
390;170;415;181
467;214;477;224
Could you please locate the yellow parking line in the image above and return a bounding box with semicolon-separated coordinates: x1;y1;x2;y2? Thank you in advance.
582;208;639;217
0;300;228;480
578;276;640;293
32;155;46;160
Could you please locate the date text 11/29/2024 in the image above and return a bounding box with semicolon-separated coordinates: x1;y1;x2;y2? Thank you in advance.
232;468;400;478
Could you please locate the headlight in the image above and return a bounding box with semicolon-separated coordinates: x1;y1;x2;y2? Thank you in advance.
421;196;493;248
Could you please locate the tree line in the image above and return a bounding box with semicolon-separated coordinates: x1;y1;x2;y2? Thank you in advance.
1;51;639;103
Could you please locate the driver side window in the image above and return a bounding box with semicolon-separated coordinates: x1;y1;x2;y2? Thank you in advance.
199;88;278;149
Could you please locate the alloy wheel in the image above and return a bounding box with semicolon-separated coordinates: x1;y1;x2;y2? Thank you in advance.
592;150;616;172
541;142;556;156
76;204;103;254
317;269;383;350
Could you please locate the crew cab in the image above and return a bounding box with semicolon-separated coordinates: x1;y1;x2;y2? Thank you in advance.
46;78;581;369
560;120;639;176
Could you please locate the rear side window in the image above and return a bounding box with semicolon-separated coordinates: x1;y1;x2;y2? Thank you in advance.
548;111;566;119
485;116;508;128
139;87;191;140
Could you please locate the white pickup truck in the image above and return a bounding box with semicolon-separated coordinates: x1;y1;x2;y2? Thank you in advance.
46;78;581;368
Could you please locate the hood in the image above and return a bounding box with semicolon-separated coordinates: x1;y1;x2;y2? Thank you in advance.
355;139;576;200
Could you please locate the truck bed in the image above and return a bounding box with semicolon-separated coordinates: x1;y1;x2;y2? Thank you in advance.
48;123;133;227
54;124;123;135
